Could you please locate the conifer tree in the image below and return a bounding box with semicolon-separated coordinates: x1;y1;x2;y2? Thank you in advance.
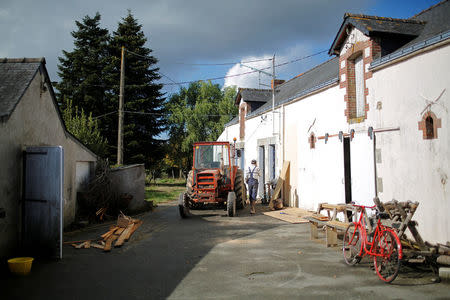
56;12;110;117
106;11;165;166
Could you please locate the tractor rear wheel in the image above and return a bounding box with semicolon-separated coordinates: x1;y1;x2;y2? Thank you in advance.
227;191;236;217
234;169;246;209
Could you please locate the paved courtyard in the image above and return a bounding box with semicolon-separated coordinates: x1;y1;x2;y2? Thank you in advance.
2;201;448;299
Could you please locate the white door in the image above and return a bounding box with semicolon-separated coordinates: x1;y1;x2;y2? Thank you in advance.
350;133;375;206
317;138;346;205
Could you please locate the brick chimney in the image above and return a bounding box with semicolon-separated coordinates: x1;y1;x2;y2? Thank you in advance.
271;79;285;89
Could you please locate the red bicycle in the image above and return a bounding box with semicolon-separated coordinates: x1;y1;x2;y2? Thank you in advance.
342;203;403;283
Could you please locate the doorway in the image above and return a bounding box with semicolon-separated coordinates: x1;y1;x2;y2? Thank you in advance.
258;146;265;197
343;137;352;204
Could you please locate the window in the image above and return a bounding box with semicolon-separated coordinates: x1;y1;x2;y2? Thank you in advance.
309;133;316;149
354;55;365;118
418;111;441;140
269;145;275;180
425;116;434;139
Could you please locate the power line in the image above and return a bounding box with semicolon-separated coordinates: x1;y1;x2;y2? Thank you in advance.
126;48;272;66
160;50;328;85
92;111;117;120
91;110;235;119
170;57;272;66
71;48;328;89
123;110;234;117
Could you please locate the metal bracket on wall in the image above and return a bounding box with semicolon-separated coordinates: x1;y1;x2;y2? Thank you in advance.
368;126;374;140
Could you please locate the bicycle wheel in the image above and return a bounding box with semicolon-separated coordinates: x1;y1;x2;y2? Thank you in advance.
343;223;362;265
373;229;401;283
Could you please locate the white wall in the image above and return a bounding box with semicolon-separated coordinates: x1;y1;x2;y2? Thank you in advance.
367;44;450;243
284;86;348;211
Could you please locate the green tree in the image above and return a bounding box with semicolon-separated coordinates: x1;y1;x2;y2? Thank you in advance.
106;11;165;166
62;98;108;156
166;81;238;173
56;12;110;116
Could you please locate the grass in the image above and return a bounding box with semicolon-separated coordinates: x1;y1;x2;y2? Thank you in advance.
145;178;186;205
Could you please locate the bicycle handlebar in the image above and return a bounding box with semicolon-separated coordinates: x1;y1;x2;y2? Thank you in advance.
349;203;377;209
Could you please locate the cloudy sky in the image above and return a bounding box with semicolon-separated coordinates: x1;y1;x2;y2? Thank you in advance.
0;0;440;96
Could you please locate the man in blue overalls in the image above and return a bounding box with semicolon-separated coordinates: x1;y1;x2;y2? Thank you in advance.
246;159;260;214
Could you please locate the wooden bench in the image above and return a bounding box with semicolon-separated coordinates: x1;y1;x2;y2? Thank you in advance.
305;203;355;247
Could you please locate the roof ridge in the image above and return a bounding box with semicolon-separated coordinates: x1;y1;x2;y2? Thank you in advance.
411;0;448;18
276;57;338;87
344;13;425;24
0;57;45;64
238;87;271;92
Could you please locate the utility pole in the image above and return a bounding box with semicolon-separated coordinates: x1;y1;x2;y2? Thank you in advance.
272;54;275;135
117;46;125;165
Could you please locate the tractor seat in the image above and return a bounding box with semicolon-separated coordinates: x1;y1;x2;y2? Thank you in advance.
210;162;220;168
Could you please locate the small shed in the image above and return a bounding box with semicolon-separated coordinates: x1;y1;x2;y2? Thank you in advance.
0;58;97;258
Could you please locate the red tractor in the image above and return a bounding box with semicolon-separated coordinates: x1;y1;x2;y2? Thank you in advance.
179;141;246;217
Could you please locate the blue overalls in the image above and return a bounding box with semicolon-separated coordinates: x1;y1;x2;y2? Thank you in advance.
248;166;258;202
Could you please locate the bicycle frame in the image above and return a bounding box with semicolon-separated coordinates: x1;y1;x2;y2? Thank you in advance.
350;204;403;260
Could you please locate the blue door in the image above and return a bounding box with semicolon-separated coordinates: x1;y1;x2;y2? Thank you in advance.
258;146;265;197
23;146;64;258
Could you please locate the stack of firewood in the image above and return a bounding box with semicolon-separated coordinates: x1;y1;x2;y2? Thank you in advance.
69;213;143;252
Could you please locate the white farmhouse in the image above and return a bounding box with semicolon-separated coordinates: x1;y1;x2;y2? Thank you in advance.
218;1;450;244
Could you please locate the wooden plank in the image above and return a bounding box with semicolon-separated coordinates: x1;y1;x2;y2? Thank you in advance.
101;227;119;239
126;220;143;241
270;161;290;209
64;239;91;245
320;203;347;211
91;243;105;250
115;223;135;247
326;227;338;247
326;220;350;230
72;241;87;249
262;210;309;224
84;240;91;249
310;222;319;240
115;227;126;235
311;214;329;221
104;235;119;252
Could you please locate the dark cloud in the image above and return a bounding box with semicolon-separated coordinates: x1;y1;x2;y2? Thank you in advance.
1;0;372;84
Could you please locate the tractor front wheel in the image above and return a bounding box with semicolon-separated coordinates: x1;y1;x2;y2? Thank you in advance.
227;191;236;217
186;170;193;197
178;193;190;218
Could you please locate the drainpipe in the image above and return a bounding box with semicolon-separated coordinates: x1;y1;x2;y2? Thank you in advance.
373;133;378;197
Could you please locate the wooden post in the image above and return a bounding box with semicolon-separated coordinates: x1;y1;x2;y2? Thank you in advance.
117;46;125;165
